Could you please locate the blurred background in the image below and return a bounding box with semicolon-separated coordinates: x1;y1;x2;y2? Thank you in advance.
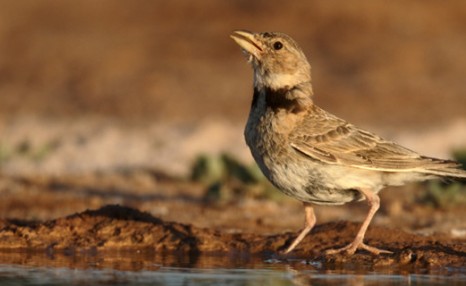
0;0;465;175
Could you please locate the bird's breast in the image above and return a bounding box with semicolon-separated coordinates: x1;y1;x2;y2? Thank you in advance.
245;106;302;183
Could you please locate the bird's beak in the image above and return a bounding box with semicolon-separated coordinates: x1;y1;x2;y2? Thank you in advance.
230;30;263;60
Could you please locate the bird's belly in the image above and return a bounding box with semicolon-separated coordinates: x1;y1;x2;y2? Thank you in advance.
247;137;363;205
265;158;362;205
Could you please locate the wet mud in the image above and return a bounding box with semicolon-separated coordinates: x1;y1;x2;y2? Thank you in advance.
0;204;464;269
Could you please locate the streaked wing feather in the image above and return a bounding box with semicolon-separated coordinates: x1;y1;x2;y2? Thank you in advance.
290;106;442;172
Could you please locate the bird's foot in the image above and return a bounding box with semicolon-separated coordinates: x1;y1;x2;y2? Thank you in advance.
325;241;392;255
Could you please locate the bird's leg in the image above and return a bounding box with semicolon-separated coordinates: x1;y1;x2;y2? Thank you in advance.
283;202;316;254
326;189;392;255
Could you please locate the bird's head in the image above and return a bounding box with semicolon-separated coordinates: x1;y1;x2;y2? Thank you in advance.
230;30;312;91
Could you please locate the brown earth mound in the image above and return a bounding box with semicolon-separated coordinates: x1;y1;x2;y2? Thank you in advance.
0;205;464;268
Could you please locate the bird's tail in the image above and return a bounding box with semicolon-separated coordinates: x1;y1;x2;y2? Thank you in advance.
422;158;466;179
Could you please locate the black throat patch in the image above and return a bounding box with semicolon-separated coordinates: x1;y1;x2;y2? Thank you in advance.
252;86;306;114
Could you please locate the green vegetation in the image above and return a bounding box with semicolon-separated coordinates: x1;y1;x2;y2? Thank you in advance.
0;139;60;165
452;149;466;170
191;153;286;203
0;143;12;165
419;149;466;209
422;180;466;208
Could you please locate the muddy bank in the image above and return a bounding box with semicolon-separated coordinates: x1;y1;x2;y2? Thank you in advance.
0;205;464;269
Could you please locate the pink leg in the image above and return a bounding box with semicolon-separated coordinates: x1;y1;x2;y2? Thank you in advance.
326;189;392;255
283;202;316;254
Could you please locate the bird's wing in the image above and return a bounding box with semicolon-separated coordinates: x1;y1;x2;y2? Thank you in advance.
290;106;454;172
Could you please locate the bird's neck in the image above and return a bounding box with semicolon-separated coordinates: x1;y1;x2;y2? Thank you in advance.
252;81;314;114
254;68;311;90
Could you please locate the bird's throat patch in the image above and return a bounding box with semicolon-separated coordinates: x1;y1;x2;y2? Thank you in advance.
254;87;306;114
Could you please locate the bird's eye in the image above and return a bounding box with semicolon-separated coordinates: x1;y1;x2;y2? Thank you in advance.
273;41;283;50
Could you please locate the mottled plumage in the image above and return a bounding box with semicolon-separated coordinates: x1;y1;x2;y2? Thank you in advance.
231;30;466;255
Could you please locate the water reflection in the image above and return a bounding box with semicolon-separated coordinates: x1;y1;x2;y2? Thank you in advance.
0;250;275;271
0;251;464;285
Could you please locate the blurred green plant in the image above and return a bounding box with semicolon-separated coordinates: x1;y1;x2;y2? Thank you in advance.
0;142;12;165
29;141;60;162
0;139;60;166
17;139;61;162
418;149;466;209
191;153;287;203
452;149;466;170
422;180;466;209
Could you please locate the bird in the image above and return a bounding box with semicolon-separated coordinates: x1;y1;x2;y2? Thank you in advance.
230;30;466;255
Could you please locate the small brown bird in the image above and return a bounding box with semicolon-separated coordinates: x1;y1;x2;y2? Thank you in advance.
230;30;466;255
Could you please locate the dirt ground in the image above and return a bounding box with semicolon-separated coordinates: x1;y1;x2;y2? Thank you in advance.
0;1;465;271
0;172;465;269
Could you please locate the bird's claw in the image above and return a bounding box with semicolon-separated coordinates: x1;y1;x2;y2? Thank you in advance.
325;241;392;255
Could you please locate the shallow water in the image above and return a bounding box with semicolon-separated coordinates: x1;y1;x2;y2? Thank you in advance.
0;251;464;286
